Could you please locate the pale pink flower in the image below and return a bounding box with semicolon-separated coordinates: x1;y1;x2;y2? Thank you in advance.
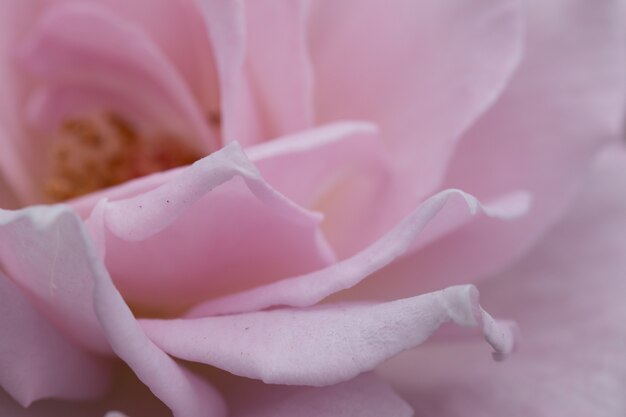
0;1;624;416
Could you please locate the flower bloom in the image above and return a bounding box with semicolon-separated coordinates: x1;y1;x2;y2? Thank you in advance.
0;1;624;416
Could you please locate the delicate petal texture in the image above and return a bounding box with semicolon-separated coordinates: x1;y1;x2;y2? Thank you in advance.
245;122;383;205
93;143;334;314
0;270;110;406
92;259;227;417
21;3;215;150
71;0;221;115
194;0;257;145
1;206;227;416
142;284;516;386
0;206;110;353
219;372;413;417
242;0;313;138
378;144;626;416
405;0;626;292
188;189;529;317
308;0;523;198
247;121;408;257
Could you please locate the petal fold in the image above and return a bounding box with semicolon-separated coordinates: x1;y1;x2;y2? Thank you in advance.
308;0;523;198
240;0;313;139
423;0;626;291
0;206;110;353
21;2;215;150
89;143;335;314
378;142;626;417
142;284;516;387
188;189;529;317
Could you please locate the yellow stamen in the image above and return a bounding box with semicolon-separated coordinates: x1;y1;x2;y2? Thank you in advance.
43;113;201;202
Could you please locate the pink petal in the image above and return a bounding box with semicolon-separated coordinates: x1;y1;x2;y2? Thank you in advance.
0;206;110;354
92;257;227;417
0;270;110;407
0;0;44;203
219;372;412;417
194;0;258;146
2;206;227;416
21;3;216;151
72;0;221;115
187;189;529;317
308;0;523;198
241;0;313;138
91;143;335;314
378;143;626;416
418;0;626;290
247;121;410;257
142;284;517;386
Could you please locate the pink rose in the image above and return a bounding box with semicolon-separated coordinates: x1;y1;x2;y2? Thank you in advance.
1;1;624;416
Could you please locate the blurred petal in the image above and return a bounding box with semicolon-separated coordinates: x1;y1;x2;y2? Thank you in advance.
0;171;19;209
405;0;626;293
89;143;334;315
188;189;529;317
308;0;523;198
0;0;44;203
378;144;626;416
0;270;110;406
0;363;172;417
247;121;410;257
73;0;221;115
0;118;36;204
195;0;256;145
21;3;216;150
219;372;413;417
242;0;313;138
142;284;516;386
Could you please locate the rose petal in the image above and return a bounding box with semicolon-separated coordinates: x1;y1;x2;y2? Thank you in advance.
187;188;529;317
92;142;335;315
411;0;626;292
142;284;516;386
0;206;110;353
378;143;626;416
21;2;216;150
241;0;313;138
247;121;410;257
308;0;523;198
6;207;228;417
72;0;221;115
92;257;227;417
219;372;412;417
0;270;110;407
194;0;257;146
0;0;44;203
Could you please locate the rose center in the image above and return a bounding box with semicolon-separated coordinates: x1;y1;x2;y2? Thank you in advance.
43;113;202;202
